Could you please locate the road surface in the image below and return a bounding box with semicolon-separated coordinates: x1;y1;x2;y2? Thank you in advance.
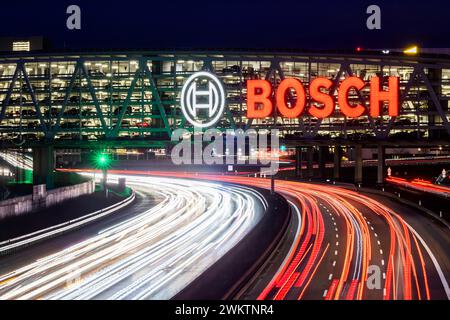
129;172;450;300
218;176;450;300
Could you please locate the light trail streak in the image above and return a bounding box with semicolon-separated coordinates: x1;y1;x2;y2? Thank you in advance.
0;151;32;170
0;174;266;300
1;152;447;300
217;177;444;300
102;171;448;300
386;176;450;197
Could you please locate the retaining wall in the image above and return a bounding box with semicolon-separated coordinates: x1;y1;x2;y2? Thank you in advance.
0;180;95;220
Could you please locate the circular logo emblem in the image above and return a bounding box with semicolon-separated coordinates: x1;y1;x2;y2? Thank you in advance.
180;71;225;128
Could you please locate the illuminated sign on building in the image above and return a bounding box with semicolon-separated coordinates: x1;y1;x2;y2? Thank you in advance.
247;76;400;119
180;71;225;128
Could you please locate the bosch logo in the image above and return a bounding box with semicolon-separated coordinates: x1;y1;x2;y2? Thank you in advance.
180;71;225;128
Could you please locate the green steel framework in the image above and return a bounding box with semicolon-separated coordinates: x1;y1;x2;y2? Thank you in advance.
0;50;449;148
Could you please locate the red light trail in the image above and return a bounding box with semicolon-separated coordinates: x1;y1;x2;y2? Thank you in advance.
386;176;450;197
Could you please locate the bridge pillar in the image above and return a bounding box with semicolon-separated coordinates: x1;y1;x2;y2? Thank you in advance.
33;146;54;189
333;146;342;180
377;145;386;185
318;146;327;179
295;146;302;177
306;146;314;179
354;145;363;185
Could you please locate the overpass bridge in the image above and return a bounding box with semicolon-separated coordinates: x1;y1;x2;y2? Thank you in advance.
0;49;449;186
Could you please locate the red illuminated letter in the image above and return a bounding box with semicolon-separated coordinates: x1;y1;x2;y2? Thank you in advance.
309;77;334;118
370;76;399;117
247;80;273;118
338;77;366;118
275;78;306;118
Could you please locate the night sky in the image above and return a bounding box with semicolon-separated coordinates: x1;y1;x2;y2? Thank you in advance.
2;0;450;50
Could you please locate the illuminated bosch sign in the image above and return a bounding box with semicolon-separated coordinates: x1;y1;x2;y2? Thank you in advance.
180;71;226;128
247;76;400;119
181;73;400;128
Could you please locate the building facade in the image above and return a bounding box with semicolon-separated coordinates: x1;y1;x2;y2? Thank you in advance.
0;50;449;148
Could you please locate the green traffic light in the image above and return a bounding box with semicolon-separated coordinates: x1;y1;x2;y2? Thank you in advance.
94;152;112;169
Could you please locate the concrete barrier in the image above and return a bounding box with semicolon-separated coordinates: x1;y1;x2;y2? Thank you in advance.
0;195;33;219
0;180;95;221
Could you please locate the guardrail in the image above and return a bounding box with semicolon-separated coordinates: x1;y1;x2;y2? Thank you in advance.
0;190;135;255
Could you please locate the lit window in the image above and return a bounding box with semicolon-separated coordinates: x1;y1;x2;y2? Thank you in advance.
12;41;30;52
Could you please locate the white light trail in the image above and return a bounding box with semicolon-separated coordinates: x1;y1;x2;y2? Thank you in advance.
0;174;266;300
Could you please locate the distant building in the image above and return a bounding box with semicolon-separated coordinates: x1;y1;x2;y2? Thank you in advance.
0;36;49;52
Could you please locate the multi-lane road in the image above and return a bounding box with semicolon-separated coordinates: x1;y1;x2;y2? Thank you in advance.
125;172;450;300
0;174;266;300
0;154;449;300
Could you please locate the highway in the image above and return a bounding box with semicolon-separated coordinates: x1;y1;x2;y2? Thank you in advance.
386;176;450;198
118;171;450;300
0;150;32;170
0;151;449;300
0;174;266;300
213;176;450;300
